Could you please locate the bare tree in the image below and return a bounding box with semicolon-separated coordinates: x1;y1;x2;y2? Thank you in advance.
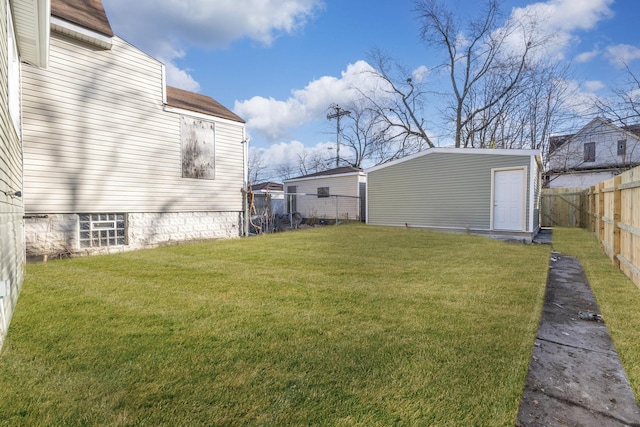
595;64;640;126
338;98;395;167
248;147;268;184
274;162;297;181
468;61;573;167
360;51;436;155
415;0;544;148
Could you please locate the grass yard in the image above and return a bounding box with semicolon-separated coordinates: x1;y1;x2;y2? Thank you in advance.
0;224;551;426
552;227;640;402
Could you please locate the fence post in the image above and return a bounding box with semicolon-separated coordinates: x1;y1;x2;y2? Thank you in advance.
598;182;605;245
613;175;622;268
590;186;596;232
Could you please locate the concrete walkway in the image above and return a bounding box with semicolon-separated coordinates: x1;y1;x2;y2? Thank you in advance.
517;252;640;426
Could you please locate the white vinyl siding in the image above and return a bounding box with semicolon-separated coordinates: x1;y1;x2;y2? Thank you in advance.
1;0;26;342
21;34;244;214
284;173;364;220
549;118;640;172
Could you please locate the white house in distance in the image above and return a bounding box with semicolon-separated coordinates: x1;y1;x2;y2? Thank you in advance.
0;0;50;346
547;117;640;188
366;148;542;242
21;0;247;258
283;166;366;222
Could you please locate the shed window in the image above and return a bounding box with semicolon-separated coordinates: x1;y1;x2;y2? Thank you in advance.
584;142;595;162
317;187;330;198
79;213;127;248
618;140;626;156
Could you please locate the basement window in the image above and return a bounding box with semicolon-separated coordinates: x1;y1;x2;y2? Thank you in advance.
78;213;127;248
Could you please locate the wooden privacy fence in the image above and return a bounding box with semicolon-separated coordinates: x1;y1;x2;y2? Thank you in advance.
541;188;586;227
586;166;640;289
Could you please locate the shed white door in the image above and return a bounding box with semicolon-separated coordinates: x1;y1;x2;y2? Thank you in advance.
493;169;525;231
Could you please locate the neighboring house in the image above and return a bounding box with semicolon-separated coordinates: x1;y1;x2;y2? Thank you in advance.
0;0;49;345
251;182;285;215
283;166;366;222
21;0;247;258
547;117;640;188
366;148;542;242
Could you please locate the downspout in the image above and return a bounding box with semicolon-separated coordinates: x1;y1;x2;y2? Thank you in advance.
242;131;249;237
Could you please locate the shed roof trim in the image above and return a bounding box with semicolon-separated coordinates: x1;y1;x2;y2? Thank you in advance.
365;148;541;173
285;166;364;182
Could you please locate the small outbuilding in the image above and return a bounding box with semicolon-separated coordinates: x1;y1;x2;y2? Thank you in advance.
366;148;542;242
283;166;366;222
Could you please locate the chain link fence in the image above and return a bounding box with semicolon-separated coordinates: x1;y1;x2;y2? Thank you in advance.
249;191;364;234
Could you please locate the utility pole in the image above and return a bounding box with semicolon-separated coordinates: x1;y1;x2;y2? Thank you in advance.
327;104;351;168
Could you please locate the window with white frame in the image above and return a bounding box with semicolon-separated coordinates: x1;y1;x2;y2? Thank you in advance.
78;214;127;248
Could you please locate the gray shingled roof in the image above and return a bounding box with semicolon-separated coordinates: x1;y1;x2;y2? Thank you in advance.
52;0;114;36
289;166;363;180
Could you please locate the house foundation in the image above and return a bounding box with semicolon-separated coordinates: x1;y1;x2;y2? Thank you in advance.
25;211;242;259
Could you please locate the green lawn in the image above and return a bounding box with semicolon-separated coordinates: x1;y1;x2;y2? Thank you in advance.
0;224;552;426
552;227;640;402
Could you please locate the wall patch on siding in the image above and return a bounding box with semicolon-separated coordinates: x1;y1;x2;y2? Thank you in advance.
181;116;215;179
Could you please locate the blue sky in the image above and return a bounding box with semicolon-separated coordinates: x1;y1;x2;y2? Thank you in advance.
101;0;640;176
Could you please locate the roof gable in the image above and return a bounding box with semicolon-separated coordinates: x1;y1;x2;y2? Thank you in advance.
571;117;640;144
165;86;244;123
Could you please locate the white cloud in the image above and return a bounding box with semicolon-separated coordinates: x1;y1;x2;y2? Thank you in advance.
575;48;600;63
411;65;430;83
605;44;640;68
102;0;324;89
251;140;341;180
163;61;200;92
234;60;378;141
258;140;307;167
507;0;614;60
582;80;605;92
561;79;600;116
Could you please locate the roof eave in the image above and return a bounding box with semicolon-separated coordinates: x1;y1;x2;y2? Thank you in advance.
11;0;51;68
50;15;112;49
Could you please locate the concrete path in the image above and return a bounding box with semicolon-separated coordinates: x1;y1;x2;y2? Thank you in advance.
517;252;640;426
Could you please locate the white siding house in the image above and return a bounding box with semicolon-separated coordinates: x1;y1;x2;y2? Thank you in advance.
367;148;542;242
547;117;640;188
0;0;49;347
21;0;247;258
283;166;366;222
